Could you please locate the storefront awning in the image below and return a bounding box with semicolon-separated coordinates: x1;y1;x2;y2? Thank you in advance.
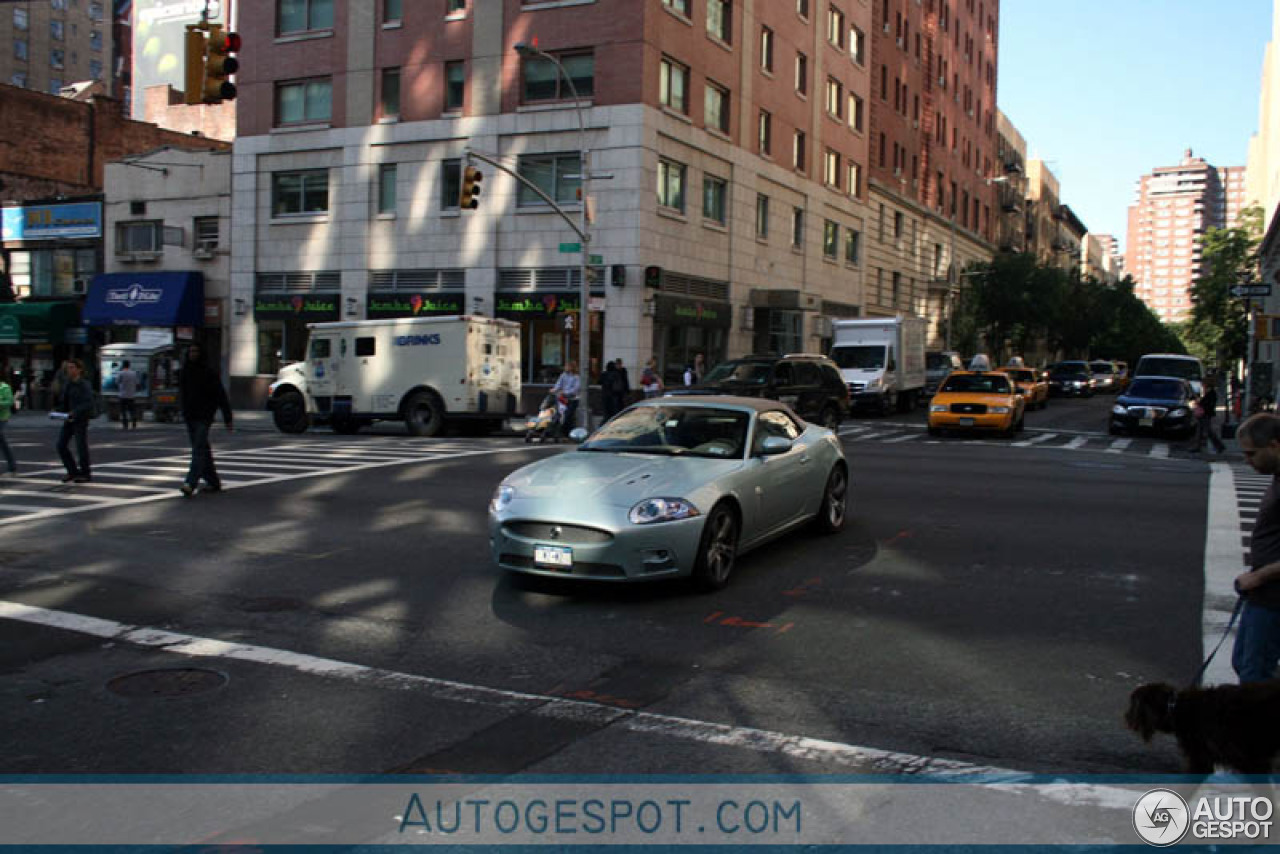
0;301;82;345
83;272;205;327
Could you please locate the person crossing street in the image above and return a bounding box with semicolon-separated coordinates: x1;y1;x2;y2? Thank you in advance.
178;344;233;497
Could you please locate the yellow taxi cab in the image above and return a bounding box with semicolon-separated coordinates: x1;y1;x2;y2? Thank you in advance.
1003;366;1049;410
927;369;1025;437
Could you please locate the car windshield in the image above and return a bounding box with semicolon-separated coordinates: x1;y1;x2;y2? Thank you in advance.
1051;364;1088;379
1137;358;1201;381
1090;362;1114;374
831;345;886;370
701;360;773;385
579;405;751;458
1127;378;1185;400
939;374;1012;394
1005;369;1035;383
926;353;952;371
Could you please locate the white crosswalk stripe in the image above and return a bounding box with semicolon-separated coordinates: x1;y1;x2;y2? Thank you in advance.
1104;438;1132;454
0;438;540;526
836;424;1204;463
1011;433;1058;447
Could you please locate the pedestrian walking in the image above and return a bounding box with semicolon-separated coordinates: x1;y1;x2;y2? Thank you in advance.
600;360;624;420
1189;376;1226;454
0;371;17;476
615;358;631;406
116;359;140;430
1232;413;1280;683
641;357;663;398
54;358;93;483
178;343;233;497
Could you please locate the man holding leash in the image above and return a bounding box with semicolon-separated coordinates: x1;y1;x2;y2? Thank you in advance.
1233;413;1280;682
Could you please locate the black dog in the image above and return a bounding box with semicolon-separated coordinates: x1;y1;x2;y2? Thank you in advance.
1125;681;1280;774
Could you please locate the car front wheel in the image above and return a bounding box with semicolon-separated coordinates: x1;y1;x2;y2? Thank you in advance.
691;503;739;592
819;404;840;430
815;465;848;534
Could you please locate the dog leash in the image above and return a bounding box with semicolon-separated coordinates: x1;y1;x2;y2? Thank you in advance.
1189;596;1244;688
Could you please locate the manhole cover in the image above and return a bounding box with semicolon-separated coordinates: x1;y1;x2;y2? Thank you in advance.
241;596;305;613
107;668;227;698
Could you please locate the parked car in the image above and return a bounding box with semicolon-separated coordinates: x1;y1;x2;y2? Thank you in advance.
1048;361;1095;397
1089;360;1120;393
670;354;850;429
924;351;964;397
1109;377;1196;438
927;370;1025;437
1133;353;1205;396
1004;367;1049;410
489;398;848;591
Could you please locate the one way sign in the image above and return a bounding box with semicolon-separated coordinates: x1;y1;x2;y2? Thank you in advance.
1231;284;1272;298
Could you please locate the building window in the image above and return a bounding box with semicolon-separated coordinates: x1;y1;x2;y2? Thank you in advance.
824;220;839;259
116;221;161;254
445;61;465;111
384;0;402;23
90;30;102;51
90;59;102;80
845;228;861;264
703;175;727;225
824;149;840;188
50;0;66;10
847;161;861;196
795;52;808;95
276;78;332;125
13;8;27;31
704;81;729;133
51;20;64;42
447;0;466;13
663;0;691;16
825;77;842;118
279;0;334;34
48;78;62;94
194;217;219;251
522;51;594;101
793;130;806;172
14;40;28;61
792;207;804;248
827;5;845;48
10;72;26;88
760;26;774;71
657;158;686;213
894;211;904;238
441;159;461;209
758;109;772;155
50;49;64;69
381;68;400;118
517;153;582;206
89;2;103;21
707;0;731;42
659;56;689;113
756;194;770;239
851;24;865;64
272;170;330;216
848;92;864;132
796;0;809;19
378;164;397;214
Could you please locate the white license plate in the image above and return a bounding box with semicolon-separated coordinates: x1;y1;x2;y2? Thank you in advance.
958;417;975;426
1140;417;1154;427
534;545;573;568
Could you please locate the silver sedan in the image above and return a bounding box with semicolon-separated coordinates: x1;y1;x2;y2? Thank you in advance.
489;397;848;591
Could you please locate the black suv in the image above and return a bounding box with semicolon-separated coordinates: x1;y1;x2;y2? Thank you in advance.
669;354;850;428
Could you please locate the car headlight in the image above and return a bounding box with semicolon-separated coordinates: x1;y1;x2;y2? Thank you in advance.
490;483;515;512
629;498;701;525
1112;405;1127;415
865;377;882;391
1170;407;1189;417
990;406;1010;414
930;404;948;412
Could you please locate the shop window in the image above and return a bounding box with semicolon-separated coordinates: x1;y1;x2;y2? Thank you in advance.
257;327;284;375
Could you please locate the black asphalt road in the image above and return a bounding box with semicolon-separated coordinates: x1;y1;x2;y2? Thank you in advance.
0;402;1205;775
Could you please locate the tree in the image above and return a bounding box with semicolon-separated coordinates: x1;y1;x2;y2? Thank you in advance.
1186;205;1263;369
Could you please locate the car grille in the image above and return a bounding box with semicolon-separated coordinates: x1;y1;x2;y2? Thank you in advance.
847;382;865;393
503;522;613;544
949;402;988;414
1125;406;1170;418
500;554;625;578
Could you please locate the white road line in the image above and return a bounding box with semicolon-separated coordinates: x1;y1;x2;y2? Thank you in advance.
1203;462;1245;686
0;599;1017;779
0;489;111;503
837;426;873;437
12;478;167;493
1012;433;1057;447
1148;444;1170;459
880;433;920;443
190;458;327;471
1064;437;1090;450
1104;438;1132;454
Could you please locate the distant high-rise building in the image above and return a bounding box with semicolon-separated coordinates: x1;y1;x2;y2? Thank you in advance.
0;0;116;99
1125;150;1243;324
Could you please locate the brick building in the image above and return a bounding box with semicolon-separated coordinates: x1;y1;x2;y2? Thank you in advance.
228;0;889;407
0;0;115;97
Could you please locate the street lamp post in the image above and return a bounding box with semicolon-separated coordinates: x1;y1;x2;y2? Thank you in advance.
514;42;591;431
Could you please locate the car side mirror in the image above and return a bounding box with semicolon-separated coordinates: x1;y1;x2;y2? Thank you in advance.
568;427;589;444
760;436;792;456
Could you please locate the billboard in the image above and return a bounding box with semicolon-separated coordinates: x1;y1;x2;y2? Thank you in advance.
130;0;230;119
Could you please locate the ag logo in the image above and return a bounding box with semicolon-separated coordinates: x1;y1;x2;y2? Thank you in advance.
1133;788;1189;846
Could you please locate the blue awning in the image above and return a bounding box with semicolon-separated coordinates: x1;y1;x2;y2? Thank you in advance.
84;272;205;327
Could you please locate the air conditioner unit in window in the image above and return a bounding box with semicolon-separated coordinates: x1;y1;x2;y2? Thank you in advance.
912;119;919;129
896;37;904;48
883;22;890;33
193;247;213;260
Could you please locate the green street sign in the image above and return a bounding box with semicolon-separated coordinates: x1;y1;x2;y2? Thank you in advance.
590;254;603;265
559;242;581;253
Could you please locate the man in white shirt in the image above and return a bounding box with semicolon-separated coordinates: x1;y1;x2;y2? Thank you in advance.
116;360;140;430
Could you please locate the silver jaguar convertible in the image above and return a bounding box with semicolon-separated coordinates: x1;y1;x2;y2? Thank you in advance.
489;397;848;591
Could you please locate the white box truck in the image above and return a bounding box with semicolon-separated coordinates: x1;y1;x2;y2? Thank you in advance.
830;316;927;413
266;315;521;436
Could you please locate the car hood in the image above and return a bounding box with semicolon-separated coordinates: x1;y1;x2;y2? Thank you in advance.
1117;395;1187;408
669;382;763;396
932;391;1017;407
502;450;743;508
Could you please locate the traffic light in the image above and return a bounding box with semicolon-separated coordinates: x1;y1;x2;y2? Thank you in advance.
644;265;662;288
202;24;241;103
183;25;207;106
460;165;483;210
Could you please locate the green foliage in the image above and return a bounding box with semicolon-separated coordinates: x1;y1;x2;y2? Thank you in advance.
1186;205;1263;369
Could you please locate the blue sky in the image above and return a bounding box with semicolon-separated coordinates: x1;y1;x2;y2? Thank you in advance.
997;0;1273;253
